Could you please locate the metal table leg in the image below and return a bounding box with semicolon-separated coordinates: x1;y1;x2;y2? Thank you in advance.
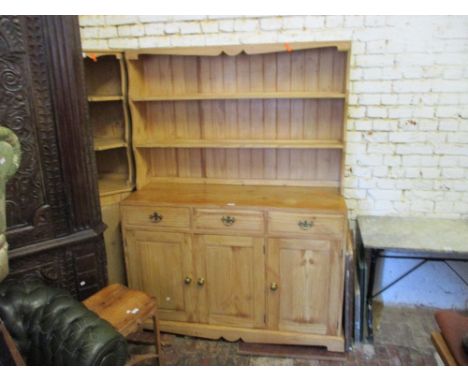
355;223;366;342
358;256;366;342
366;249;379;341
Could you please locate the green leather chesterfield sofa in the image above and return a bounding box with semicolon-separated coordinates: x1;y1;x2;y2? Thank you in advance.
0;126;128;365
0;278;129;365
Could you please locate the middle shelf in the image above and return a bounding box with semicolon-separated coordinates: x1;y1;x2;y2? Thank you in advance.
130;98;345;144
134;139;344;149
130;92;346;102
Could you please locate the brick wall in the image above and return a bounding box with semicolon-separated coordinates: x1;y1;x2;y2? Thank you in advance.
80;15;468;221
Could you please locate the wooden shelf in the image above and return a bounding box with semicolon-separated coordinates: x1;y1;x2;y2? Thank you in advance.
99;178;133;197
94;138;127;151
84;53;124;100
134;140;344;149
130;92;346;102
138;148;342;189
88;96;124;102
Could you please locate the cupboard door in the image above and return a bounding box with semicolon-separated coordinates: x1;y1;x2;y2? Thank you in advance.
125;230;195;322
267;238;343;336
194;234;265;329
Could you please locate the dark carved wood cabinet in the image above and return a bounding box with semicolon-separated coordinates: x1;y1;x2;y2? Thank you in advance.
0;15;107;299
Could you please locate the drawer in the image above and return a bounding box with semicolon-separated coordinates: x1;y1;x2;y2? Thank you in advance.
193;208;264;233
122;205;191;229
268;211;343;237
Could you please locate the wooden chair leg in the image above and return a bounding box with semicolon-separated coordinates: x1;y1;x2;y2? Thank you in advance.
152;313;162;365
126;353;160;366
431;331;458;366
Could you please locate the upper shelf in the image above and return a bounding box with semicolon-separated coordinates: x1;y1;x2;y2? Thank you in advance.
84;54;124;98
130;92;346;102
127;47;348;100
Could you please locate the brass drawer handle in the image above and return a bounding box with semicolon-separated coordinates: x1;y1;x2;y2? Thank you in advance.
221;215;236;226
149;212;163;223
197;277;205;286
270;282;279;291
298;220;314;230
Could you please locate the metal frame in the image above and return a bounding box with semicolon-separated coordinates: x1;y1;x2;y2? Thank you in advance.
356;220;468;342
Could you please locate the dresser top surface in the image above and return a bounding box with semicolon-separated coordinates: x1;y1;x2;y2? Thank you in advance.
121;182;347;213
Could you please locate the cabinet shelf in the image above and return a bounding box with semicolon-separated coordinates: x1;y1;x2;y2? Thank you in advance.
84;54;123;99
85;50;134;201
88;96;124;102
134;139;344;149
130;92;346;102
94;138;128;151
96;147;133;197
99;177;133;197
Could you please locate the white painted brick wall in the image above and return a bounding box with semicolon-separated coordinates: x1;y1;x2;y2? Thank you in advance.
79;15;468;221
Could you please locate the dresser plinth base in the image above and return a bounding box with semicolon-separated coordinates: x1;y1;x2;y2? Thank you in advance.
157;320;345;353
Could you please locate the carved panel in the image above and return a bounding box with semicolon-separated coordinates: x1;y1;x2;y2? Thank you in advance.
1;16;108;296
7;249;66;290
0;16;69;248
0;18;24;54
7;235;107;299
23;16;69;235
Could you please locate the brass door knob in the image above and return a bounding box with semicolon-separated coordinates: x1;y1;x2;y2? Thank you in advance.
270;282;279;291
197;277;205;286
184;276;192;285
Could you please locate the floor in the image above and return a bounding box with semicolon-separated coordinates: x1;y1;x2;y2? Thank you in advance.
130;303;443;366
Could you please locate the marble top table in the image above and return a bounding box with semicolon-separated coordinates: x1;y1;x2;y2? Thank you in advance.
356;215;468;342
358;216;468;256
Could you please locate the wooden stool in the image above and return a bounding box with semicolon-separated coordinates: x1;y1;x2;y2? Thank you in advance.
84;284;161;365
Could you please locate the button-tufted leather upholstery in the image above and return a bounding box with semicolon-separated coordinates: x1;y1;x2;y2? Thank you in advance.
0;278;128;365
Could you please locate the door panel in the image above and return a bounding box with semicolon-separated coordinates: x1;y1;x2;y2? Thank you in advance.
267;238;343;335
125;230;195;322
195;234;265;329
